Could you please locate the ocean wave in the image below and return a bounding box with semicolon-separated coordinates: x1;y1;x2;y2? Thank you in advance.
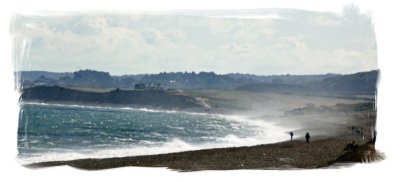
18;127;288;165
18;101;290;165
20;101;212;116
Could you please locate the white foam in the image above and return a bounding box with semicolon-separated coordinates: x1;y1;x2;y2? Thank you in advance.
218;114;289;142
18;102;290;165
20;101;211;116
18;121;288;165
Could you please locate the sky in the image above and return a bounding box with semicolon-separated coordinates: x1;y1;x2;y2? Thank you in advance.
11;6;378;76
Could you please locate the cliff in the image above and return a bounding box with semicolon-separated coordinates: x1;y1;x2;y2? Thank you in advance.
20;86;202;110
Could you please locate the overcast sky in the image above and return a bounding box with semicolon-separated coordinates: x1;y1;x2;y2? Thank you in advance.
12;6;377;75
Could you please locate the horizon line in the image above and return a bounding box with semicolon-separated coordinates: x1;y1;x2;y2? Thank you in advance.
15;69;379;77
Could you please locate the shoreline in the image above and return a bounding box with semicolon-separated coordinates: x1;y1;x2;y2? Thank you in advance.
26;135;368;171
19;89;377;170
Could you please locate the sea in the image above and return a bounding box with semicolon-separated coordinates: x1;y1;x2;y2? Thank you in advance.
17;102;287;164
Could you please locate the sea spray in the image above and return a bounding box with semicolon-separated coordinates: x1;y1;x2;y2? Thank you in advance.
18;102;288;164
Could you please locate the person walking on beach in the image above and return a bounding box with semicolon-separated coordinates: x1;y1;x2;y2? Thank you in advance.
305;132;310;143
373;130;377;144
289;132;294;141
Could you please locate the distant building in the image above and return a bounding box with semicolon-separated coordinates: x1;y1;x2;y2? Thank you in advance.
134;83;162;90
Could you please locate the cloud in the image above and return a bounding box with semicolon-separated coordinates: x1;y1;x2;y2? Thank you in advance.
13;8;378;75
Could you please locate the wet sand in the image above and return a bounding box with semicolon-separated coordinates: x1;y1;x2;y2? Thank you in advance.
26;135;368;171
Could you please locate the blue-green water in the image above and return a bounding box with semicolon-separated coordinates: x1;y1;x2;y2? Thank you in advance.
18;103;286;164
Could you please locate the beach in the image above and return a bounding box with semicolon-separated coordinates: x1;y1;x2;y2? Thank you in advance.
27;135;370;171
18;87;378;170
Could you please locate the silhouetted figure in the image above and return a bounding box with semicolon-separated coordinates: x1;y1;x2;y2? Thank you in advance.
305;132;310;143
351;126;355;134
344;141;359;151
373;130;377;144
289;132;294;141
356;127;365;140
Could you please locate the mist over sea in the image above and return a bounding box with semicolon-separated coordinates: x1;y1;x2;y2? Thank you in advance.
17;103;287;164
